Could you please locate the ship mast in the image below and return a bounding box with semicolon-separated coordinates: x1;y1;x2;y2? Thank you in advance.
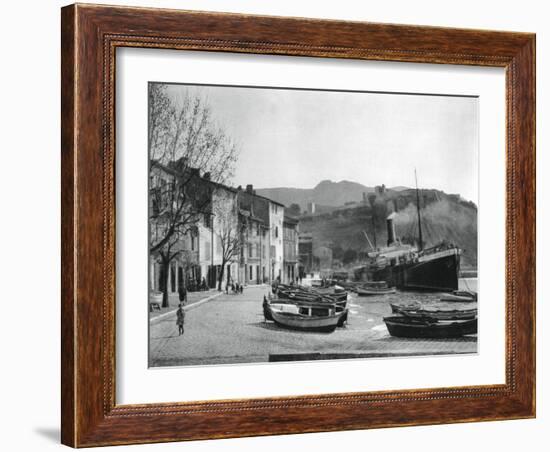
415;169;423;251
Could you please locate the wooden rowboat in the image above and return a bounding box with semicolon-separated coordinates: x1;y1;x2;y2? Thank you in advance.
277;286;348;304
390;303;477;320
356;286;396;296
440;290;477;302
267;301;347;332
262;296;273;321
383;316;477;338
361;281;389;288
272;296;347;311
390;302;420;313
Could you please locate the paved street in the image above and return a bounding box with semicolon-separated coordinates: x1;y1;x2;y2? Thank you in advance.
149;285;477;367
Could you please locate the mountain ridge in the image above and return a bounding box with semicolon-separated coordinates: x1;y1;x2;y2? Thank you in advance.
256;180;374;211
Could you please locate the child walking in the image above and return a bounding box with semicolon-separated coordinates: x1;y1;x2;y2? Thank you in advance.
176;303;185;336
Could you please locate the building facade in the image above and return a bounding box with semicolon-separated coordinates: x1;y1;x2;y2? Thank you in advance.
298;232;314;277
238;209;267;284
149;162;203;302
282;216;299;284
269;199;284;282
149;163;296;305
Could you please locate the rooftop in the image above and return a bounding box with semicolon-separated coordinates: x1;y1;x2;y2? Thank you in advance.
151;159;285;205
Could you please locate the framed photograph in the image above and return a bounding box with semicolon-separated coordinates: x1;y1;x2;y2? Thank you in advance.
61;4;535;447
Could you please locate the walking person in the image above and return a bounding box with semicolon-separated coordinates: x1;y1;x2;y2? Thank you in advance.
176;303;185;336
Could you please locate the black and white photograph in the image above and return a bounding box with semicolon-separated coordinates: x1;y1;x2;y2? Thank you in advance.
148;82;479;367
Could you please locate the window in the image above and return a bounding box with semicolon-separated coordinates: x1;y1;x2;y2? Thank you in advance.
248;243;253;258
249;265;253;280
275;226;279;238
204;214;211;228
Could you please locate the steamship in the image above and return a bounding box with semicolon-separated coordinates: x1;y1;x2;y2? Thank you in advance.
362;176;461;292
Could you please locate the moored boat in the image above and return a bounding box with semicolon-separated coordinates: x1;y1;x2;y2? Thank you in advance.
361;281;389;289
440;290;477;302
383;315;477;338
272;294;346;309
341;281;387;292
357;172;463;292
262;296;273;321
390;303;477;321
390;301;420;313
267;301;347;332
356;286;396;296
314;286;349;302
276;284;348;304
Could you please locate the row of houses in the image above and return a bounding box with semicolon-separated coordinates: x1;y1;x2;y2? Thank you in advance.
149;161;300;301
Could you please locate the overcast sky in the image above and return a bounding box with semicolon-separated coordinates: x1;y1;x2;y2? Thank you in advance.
164;83;478;203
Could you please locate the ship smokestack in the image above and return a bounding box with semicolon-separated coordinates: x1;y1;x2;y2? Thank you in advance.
386;212;397;246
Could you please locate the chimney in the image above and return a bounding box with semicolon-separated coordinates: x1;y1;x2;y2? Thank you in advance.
386;212;397;246
203;172;211;181
246;184;254;194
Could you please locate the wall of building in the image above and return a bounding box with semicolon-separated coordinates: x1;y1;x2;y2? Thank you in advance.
283;220;299;284
269;202;285;282
240;217;267;284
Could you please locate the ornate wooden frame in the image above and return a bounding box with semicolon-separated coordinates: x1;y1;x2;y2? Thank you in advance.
61;3;535;447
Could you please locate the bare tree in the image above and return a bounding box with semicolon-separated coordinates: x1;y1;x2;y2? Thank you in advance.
214;190;241;291
156;236;180;308
149;84;238;305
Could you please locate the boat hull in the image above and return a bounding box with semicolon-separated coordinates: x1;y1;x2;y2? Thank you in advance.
440;291;477;302
383;316;477;338
263;301;274;321
277;288;348;304
372;249;460;292
356;287;396;296
390;303;477;320
270;309;346;332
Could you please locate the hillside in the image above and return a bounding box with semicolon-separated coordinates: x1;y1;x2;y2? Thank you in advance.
256;180;374;211
297;188;478;268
